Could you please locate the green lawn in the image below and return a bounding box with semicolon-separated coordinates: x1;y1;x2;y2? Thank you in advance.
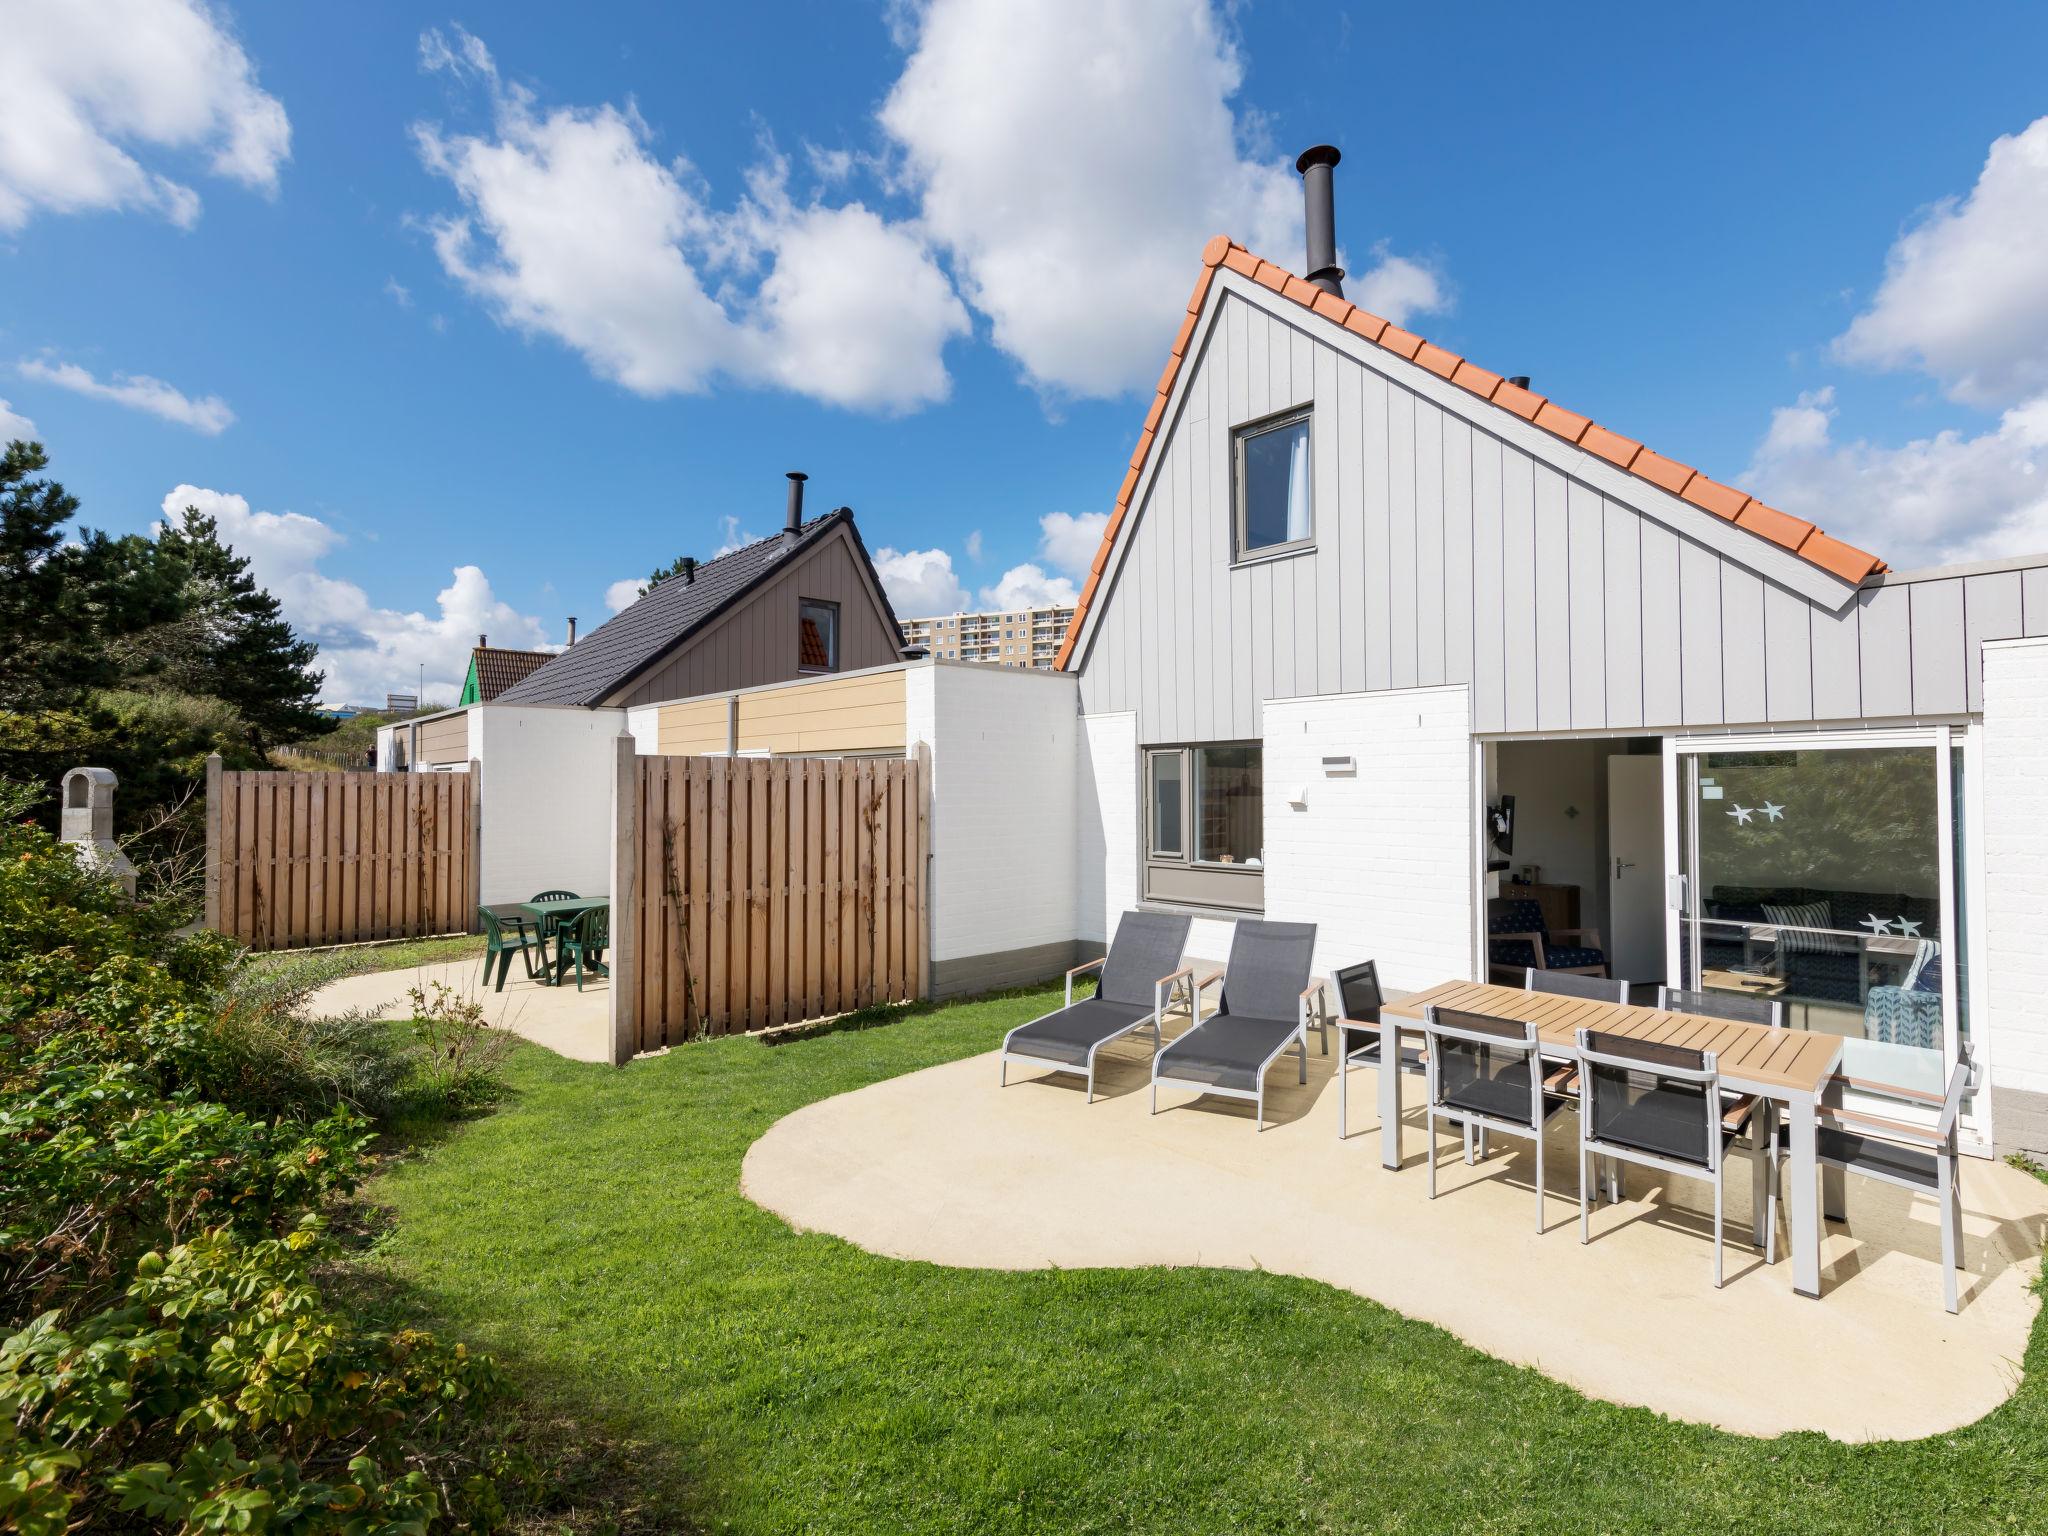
255;932;486;976
367;987;2048;1534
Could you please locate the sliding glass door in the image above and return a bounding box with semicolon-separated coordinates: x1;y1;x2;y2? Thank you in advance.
1668;730;1969;1128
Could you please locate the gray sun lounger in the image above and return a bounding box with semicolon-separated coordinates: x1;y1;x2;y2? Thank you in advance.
1150;919;1325;1131
999;910;1195;1101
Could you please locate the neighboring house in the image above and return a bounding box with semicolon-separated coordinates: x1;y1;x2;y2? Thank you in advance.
901;604;1074;669
1053;148;2048;1160
498;476;904;709
371;475;907;907
458;638;554;705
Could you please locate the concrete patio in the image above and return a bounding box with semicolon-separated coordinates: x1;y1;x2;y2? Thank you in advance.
743;1008;2048;1442
310;955;612;1063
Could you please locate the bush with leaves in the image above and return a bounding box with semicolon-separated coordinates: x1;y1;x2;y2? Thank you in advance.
2;1222;514;1534
0;787;520;1530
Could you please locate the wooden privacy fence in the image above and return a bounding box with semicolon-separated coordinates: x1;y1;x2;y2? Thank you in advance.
618;752;929;1052
204;756;479;951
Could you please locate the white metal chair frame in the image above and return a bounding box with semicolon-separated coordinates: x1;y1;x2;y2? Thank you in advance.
1574;1027;1765;1289
1773;1053;1974;1313
998;958;1196;1103
1149;973;1329;1132
1421;1006;1555;1233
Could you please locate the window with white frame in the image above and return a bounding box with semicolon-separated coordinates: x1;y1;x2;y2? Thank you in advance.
1234;407;1313;559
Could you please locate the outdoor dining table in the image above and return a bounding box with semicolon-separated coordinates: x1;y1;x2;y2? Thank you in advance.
518;896;608;985
1380;980;1846;1299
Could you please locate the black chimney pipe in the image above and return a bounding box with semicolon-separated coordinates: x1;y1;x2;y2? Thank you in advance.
784;471;807;547
1508;375;1532;391
1296;145;1344;297
680;556;697;585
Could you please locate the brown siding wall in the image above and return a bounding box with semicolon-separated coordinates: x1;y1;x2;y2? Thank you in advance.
615;527;901;707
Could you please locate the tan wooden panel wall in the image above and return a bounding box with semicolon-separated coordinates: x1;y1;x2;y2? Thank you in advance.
626;754;927;1049
208;769;477;951
415;712;471;765
654;695;730;755
653;669;907;757
615;524;904;707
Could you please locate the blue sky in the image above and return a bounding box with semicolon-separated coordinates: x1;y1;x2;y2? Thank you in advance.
7;1;2048;703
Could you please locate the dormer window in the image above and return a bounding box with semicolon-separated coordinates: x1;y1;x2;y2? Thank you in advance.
1234;407;1313;560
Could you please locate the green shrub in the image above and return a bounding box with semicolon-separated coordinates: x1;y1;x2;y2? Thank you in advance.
1;1221;514;1534
0;787;519;1529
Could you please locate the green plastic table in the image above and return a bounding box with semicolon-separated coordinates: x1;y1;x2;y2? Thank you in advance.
518;896;609;986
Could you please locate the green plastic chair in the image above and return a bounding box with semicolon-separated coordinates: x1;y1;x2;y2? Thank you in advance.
554;904;610;991
479;906;546;992
527;889;579;937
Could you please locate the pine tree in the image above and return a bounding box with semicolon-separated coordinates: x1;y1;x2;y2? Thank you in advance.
156;505;331;749
0;441;86;710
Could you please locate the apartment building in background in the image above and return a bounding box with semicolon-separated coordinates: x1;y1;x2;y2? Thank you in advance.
900;604;1075;668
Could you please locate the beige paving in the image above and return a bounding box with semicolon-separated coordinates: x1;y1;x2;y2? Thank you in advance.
309;956;612;1063
742;1017;2048;1442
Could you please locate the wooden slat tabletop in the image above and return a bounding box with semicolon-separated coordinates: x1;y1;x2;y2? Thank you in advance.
1385;981;1841;1098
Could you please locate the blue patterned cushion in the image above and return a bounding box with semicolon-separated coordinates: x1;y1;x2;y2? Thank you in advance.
1488;899;1548;939
1864;987;1941;1051
1489;936;1541;967
1541;945;1606;970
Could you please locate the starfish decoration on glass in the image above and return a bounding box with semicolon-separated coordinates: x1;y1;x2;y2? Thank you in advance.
1894;917;1923;937
1727;804;1755;825
1861;914;1892;935
1760;801;1786;822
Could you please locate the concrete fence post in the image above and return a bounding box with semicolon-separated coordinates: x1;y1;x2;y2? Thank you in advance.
468;758;484;932
609;734;639;1065
203;753;223;932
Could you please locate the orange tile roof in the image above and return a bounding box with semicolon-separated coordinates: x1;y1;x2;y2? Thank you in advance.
1053;238;1887;671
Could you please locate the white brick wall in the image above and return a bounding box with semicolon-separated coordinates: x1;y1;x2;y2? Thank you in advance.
472;705;626;905
1076;712;1138;944
1982;639;2048;1096
916;666;1078;964
1262;686;1474;993
624;705;661;752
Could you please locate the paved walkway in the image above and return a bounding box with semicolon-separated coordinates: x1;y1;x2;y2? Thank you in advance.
743;1021;2048;1442
310;956;612;1063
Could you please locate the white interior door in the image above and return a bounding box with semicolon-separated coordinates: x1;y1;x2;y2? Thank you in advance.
1606;755;1665;983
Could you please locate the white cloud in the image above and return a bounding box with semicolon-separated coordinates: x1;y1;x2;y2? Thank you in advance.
19;358;233;434
1037;510;1109;579
878;0;1453;399
978;561;1076;610
383;276;414;308
873;546;969;617
413;28;968;413
604;577;644;614
160;484;554;704
1835;117;2048;408
1744;386;2048;569
963;529;983;563
0;0;288;232
880;0;1296;399
1350;245;1451;329
0;399;36;441
711;515;768;558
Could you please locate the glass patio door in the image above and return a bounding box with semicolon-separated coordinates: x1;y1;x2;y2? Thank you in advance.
1665;730;1974;1138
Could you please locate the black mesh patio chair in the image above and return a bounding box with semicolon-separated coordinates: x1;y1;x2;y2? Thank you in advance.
1656;986;1783;1239
1000;911;1194;1102
1526;968;1628;1003
1772;1051;1974;1312
1421;1006;1565;1231
1333;960;1425;1140
1575;1027;1770;1288
1151;920;1323;1131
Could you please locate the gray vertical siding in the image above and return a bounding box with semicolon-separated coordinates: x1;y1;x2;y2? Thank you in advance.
1075;288;2048;743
